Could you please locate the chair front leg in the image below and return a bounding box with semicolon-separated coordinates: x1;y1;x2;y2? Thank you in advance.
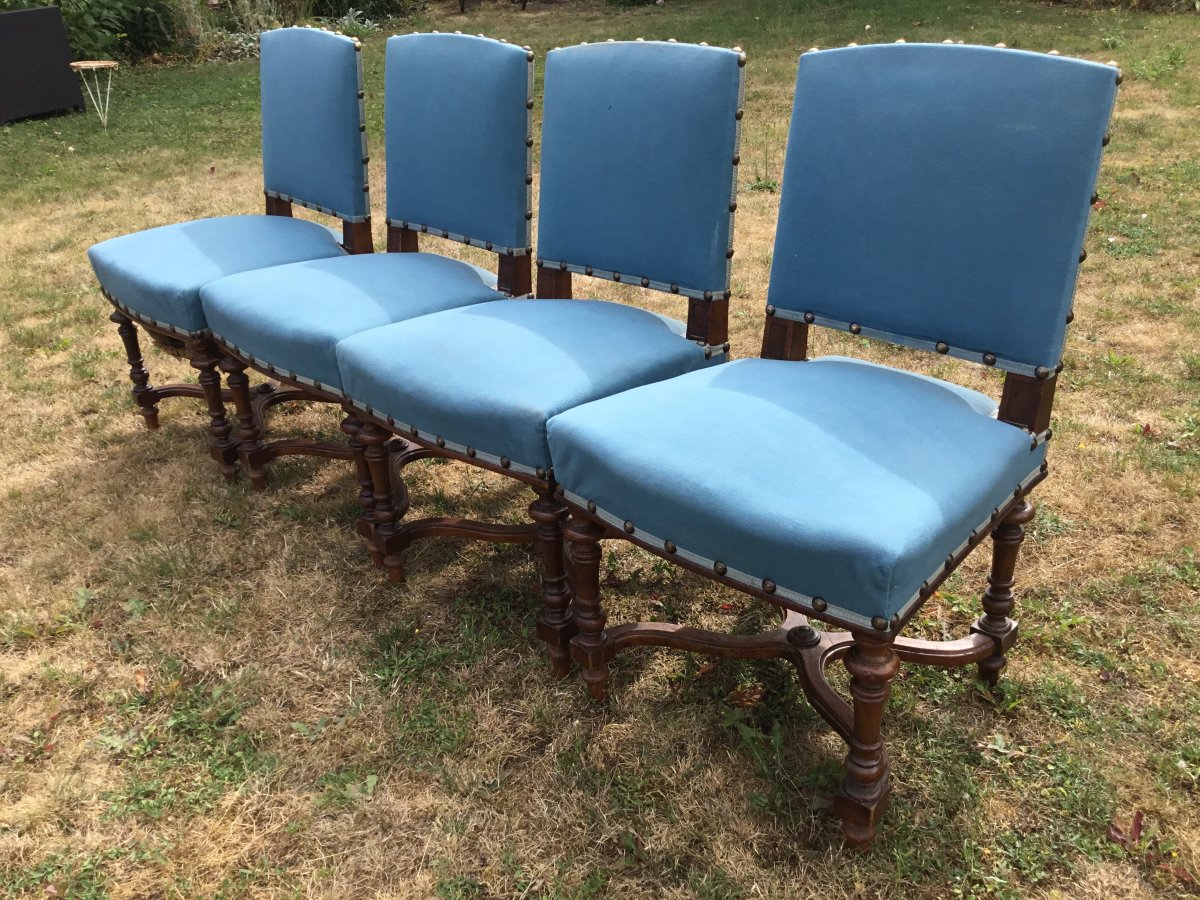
565;515;612;700
219;356;268;490
339;405;376;542
186;338;238;481
360;421;401;577
109;309;159;428
833;634;899;847
529;488;576;678
975;498;1034;685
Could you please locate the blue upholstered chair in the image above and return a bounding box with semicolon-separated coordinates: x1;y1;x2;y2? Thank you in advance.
333;39;745;674
543;44;1118;845
87;27;372;478
198;32;533;491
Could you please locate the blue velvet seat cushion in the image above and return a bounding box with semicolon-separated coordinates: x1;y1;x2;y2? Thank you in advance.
88;215;347;336
546;357;1044;626
200;253;500;392
335;299;714;473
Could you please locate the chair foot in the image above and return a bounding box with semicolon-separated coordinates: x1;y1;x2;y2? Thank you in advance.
565;515;612;698
109;309;160;428
974;498;1034;685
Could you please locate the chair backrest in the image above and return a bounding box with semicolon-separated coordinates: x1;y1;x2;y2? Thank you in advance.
765;44;1117;382
535;40;745;346
384;32;533;294
260;27;370;228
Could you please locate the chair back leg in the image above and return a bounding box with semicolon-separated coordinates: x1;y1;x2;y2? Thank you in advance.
529;488;576;677
187;337;238;481
564;514;613;699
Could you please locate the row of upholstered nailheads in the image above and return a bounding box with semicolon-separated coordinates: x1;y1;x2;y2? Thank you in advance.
562;459;1047;634
388;219;533;257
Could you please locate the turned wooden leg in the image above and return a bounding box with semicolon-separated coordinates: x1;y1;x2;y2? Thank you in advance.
529;488;576;678
361;421;401;579
340;406;376;549
833;635;900;847
975;498;1034;686
565;515;612;699
109;309;159;429
220;356;268;491
187;338;238;481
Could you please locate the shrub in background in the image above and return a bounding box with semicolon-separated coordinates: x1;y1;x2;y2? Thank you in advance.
0;0;191;58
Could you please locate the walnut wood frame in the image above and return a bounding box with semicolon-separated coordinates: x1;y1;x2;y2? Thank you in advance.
103;197;371;474
551;311;1056;847
214;221;532;490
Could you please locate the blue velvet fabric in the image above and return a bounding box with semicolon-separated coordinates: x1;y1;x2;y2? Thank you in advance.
336;299;712;471
385;33;531;252
88;215;347;336
768;44;1117;373
261;27;368;221
536;41;743;298
812;356;998;417
200;254;499;391
547;358;1044;625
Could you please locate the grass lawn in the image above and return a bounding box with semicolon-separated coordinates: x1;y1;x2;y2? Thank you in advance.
2;0;1199;896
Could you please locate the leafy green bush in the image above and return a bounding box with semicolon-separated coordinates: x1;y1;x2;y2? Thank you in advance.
0;0;188;59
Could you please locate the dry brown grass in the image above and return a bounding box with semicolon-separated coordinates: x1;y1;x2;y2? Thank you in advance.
2;1;1199;897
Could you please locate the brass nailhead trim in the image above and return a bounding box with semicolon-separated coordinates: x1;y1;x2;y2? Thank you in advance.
803;311;815;324
871;616;888;631
812;597;827;612
587;501;597;513
641;277;650;287
849;323;862;335
535;467;546;479
585;266;594;276
762;579;776;594
936;341;949;354
466;447;476;458
664;540;677;553
983;352;997;366
1035;366;1050;380
435;436;445;447
623;520;635;534
714;561;727;575
766;305;776;316
500;457;511;469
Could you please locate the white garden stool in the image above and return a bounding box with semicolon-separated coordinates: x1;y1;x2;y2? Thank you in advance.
70;59;118;127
